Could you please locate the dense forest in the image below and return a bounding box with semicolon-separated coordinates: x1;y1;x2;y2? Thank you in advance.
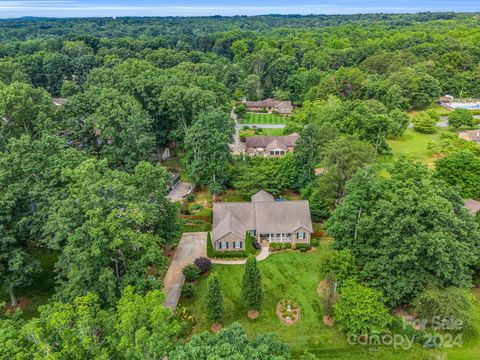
1;12;480;359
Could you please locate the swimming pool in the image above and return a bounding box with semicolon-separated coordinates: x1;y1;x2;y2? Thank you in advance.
449;102;480;110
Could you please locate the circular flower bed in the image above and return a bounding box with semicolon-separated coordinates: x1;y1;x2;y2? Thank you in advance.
276;299;301;325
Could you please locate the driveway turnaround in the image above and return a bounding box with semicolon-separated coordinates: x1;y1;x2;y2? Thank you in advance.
163;232;207;309
166;182;192;202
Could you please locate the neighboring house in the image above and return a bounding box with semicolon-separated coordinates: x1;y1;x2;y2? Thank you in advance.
245;133;299;156
459;130;480;144
212;190;313;251
464;199;480;215
243;98;293;114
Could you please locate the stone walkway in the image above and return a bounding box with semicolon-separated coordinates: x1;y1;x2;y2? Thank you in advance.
163;232;207;309
210;244;270;265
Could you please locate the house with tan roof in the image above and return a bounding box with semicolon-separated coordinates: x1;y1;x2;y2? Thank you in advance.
212;190;313;251
243;98;293;114
459;130;480;144
245;133;299;156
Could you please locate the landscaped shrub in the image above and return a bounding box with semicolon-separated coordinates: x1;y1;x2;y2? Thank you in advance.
194;257;212;274
310;238;320;247
253;240;261;250
191;203;202;211
182;264;201;282
334;280;392;336
321;249;358;287
411;287;480;334
245;231;254;255
186;193;196;202
269;242;293;251
182;284;195;298
295;243;311;252
242;125;250;130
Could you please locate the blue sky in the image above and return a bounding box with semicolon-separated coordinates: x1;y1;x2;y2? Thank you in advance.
0;0;479;18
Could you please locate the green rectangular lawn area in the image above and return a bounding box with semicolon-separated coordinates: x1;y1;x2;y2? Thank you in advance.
240;112;287;124
387;128;447;164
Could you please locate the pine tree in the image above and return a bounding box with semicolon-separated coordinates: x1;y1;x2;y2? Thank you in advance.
241;255;263;311
205;272;224;323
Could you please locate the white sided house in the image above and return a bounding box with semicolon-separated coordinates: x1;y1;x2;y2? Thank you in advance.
211;190;313;251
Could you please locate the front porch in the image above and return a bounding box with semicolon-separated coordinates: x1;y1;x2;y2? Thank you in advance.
259;233;293;243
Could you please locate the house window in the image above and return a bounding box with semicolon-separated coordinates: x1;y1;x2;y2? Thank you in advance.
234;241;243;249
297;232;306;240
249;230;256;236
219;241;228;250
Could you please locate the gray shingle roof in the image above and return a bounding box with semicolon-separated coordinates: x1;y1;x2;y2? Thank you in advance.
245;133;299;150
465;199;480;214
251;190;275;203
212;191;313;241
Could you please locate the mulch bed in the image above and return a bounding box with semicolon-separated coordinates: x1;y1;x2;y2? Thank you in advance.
323;315;334;327
317;279;329;297
211;323;222;332
276;300;301;325
247;310;259;319
2;297;31;314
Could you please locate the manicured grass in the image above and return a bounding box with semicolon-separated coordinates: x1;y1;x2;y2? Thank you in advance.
239;128;286;137
409;103;451;118
240;113;287;124
180;247;338;356
1;248;58;319
179;246;480;359
386;128;448;164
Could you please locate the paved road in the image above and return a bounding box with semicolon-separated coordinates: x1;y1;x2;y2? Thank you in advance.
166;182;192;202
163;232;207;309
408;115;480;129
236;123;286;129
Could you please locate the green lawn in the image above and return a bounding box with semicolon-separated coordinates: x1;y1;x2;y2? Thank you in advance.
180;245;480;359
386;128;448;164
1;248;58;319
239;128;286;137
240;113;287;124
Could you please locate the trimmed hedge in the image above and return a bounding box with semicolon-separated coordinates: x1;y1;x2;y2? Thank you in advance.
295;243;311;252
270;242;292;252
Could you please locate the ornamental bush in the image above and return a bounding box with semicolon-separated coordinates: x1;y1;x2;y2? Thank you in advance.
205;273;224;323
411;287;480;334
194;257;212;274
182;264;200;282
334;280;392;336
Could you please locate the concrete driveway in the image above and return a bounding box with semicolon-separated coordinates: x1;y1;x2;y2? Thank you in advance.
166;182;192;202
163;232;207;309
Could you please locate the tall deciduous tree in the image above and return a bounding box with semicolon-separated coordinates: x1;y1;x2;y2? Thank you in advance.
64;86;156;170
242;255;263;311
183;108;233;194
326;159;480;306
0;82;56;141
46;159;179;306
169;322;290;359
0;135;83;306
435;151;480;199
205;272;224;323
449;108;475;129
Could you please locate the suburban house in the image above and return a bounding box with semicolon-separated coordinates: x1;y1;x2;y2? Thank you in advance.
243;98;293;114
459;130;480;144
465;199;480;215
245;133;299;156
212;190;313;251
